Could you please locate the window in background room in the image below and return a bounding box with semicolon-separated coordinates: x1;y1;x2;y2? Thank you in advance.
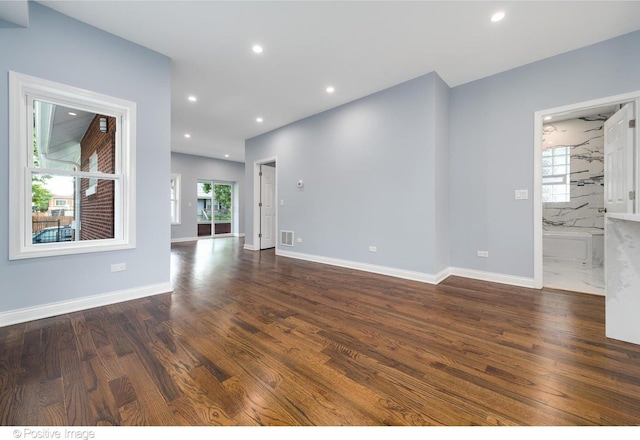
542;146;571;203
170;174;181;225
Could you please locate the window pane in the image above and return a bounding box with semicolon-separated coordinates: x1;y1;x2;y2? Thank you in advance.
214;184;232;222
197;182;212;198
31;174;116;244
171;200;178;224
542;158;552;167
553;165;567;175
33;101;116;176
553;155;567;165
79;177;115;240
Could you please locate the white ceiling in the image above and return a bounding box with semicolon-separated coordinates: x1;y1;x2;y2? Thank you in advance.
35;0;640;163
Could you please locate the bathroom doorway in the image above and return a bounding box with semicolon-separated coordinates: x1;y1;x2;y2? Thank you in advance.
533;92;640;294
540;107;612;294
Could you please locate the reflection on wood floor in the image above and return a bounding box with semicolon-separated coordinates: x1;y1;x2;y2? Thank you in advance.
2;237;640;425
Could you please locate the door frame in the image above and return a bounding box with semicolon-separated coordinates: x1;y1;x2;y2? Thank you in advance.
251;156;277;251
533;91;640;289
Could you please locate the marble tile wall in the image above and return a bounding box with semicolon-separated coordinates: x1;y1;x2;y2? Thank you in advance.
542;114;613;231
606;216;640;345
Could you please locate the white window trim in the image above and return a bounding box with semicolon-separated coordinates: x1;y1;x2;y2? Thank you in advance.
9;71;137;260
170;173;181;225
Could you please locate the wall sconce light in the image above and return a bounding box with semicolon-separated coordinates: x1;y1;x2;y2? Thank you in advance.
99;117;108;133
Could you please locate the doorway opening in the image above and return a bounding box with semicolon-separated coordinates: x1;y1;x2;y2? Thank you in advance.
534;92;640;293
251;157;277;251
197;180;234;237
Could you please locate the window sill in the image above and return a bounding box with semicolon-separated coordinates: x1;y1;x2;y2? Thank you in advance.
10;239;135;260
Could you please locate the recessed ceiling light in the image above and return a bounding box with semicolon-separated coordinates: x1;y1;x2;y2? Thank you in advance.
491;11;505;22
256;117;263;123
225;154;230;158
326;86;335;93
188;96;197;102
184;133;191;138
252;44;263;54
68;112;77;116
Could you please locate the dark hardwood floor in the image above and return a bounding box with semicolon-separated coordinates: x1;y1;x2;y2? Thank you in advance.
2;237;640;426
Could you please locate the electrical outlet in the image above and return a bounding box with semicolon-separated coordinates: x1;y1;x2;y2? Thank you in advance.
111;263;126;272
515;189;528;200
477;251;489;258
369;246;377;252
296;237;302;243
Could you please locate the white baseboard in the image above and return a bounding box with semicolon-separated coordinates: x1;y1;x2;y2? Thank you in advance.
448;267;536;288
172;233;245;243
171;236;199;243
0;282;174;327
275;249;534;289
244;243;257;251
276;249;447;285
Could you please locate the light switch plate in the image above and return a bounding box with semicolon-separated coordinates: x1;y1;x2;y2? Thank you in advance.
515;189;528;200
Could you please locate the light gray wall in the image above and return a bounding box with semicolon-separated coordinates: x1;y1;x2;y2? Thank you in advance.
246;29;640;283
449;30;640;278
0;3;171;313
246;72;450;275
171;152;245;240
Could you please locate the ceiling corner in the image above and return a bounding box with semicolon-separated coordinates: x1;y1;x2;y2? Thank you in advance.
0;0;30;28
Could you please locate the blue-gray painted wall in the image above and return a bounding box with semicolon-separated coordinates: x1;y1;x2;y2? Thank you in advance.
0;3;171;313
449;29;640;278
246;72;450;275
246;30;640;280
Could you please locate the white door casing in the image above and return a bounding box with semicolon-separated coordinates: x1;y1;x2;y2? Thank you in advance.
260;164;276;249
604;103;635;214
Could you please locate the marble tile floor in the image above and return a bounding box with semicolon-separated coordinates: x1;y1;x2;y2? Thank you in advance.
543;259;605;296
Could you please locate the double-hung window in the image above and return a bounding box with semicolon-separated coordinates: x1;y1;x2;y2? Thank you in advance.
9;72;136;260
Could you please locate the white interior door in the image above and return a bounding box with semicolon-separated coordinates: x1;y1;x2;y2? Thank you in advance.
604;104;635;214
260;164;276;249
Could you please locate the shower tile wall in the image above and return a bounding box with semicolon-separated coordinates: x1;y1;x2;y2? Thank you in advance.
542;114;612;231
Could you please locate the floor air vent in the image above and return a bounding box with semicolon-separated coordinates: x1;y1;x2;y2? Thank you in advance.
280;230;294;246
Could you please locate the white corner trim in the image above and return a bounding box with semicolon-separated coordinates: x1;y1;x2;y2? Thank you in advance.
0;282;173;327
276;249;446;285
450;267;536;289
